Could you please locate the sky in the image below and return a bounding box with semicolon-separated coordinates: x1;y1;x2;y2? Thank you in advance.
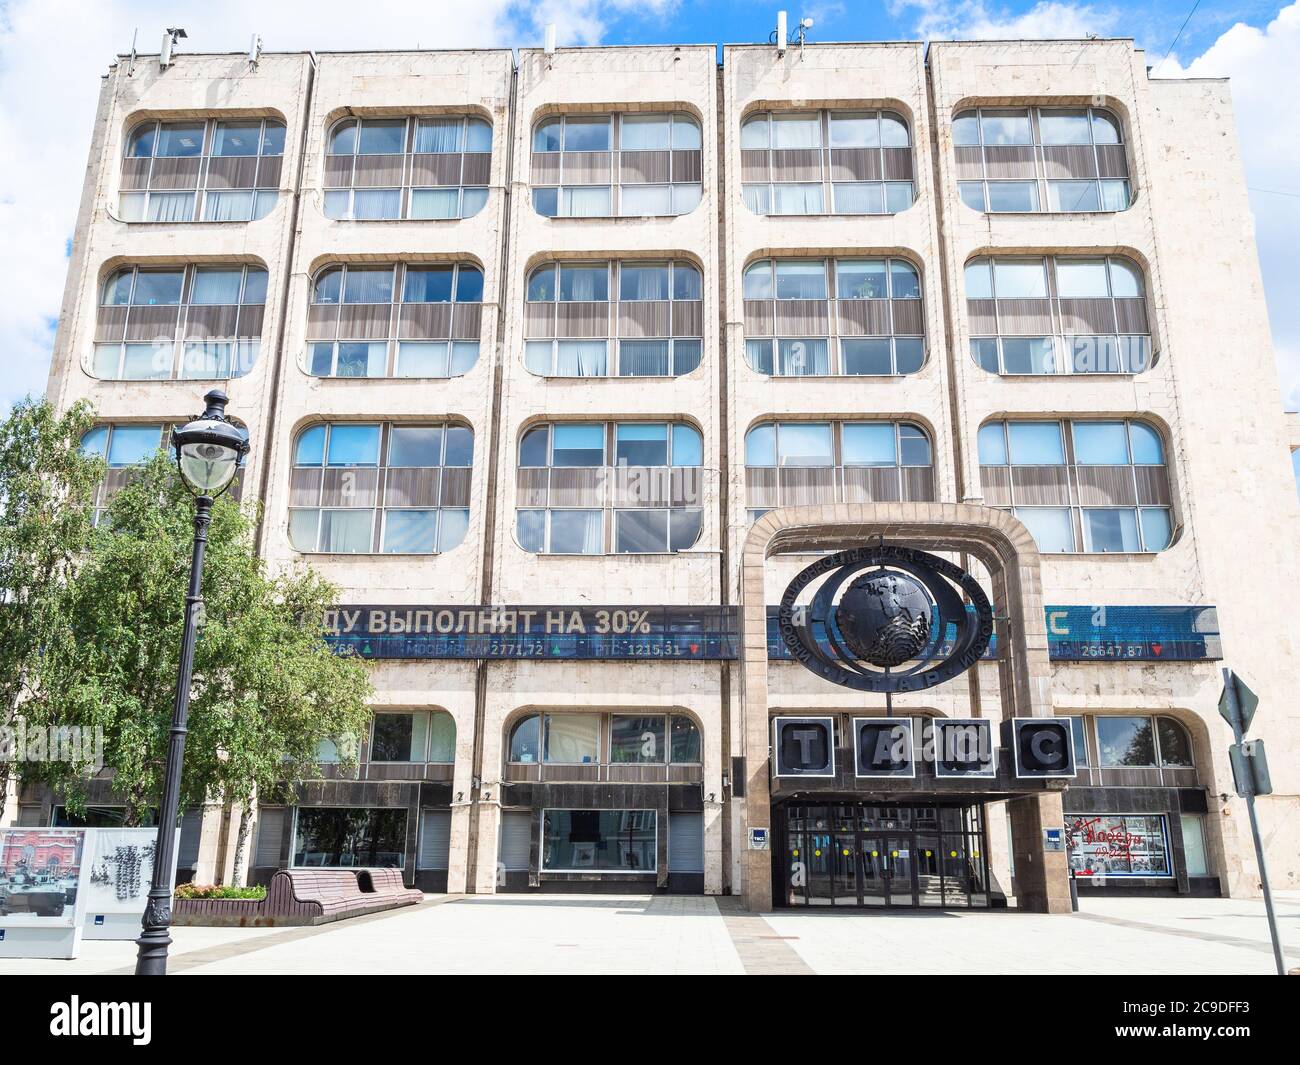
1;0;1298;426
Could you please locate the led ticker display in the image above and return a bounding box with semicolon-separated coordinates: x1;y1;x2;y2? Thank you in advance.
325;604;1220;663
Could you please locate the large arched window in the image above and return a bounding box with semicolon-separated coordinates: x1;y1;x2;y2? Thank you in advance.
744;420;934;521
743;257;924;377
94;264;267;381
524;260;702;377
978;418;1171;553
506;712;701;766
740;109;913;216
515;421;704;554
368;709;456;764
306;262;483;378
288;421;472;554
323;115;490;221
953;105;1129;214
965;255;1151;375
530;112;702;218
120;118;284;223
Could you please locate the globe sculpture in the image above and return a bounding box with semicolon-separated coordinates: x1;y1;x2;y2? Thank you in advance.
778;544;995;694
836;571;932;667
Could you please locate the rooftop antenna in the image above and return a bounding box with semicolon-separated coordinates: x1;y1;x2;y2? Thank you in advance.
795;15;813;60
248;33;263;70
544;23;556;68
772;12;814;61
160;26;186;70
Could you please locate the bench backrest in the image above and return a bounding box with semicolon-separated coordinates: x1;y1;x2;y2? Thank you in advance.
283;867;407;904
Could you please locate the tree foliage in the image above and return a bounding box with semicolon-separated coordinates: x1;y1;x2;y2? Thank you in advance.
18;444;373;827
0;399;103;808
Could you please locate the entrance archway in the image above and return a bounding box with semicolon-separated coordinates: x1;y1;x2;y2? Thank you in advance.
738;502;1071;913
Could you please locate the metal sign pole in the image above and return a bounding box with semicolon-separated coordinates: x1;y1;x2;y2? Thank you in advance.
1221;668;1285;976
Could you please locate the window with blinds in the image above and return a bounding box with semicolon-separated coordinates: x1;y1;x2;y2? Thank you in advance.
93;264;267;381
953;106;1130;214
288;422;473;555
524;260;703;378
965;256;1152;375
323;115;491;221
80;422;246;524
978;419;1173;553
744;420;934;521
515;421;705;554
740;109;914;216
119;118;284;223
530;112;702;218
743;258;925;376
306;262;483;378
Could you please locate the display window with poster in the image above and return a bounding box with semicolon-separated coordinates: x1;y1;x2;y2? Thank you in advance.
1064;813;1171;878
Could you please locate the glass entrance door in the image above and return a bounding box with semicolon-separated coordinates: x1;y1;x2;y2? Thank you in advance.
861;834;917;906
779;801;991;909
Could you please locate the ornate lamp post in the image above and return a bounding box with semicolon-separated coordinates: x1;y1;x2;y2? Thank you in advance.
135;389;249;976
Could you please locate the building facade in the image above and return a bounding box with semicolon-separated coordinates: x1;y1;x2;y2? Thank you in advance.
18;36;1300;910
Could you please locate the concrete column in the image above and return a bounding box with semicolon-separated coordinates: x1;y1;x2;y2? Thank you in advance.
191;803;227;885
472;800;502;894
447;801;472;893
1007;792;1072;913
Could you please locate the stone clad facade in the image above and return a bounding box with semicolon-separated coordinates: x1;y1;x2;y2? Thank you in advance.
22;37;1299;909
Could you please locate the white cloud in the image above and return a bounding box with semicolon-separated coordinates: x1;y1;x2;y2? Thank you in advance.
0;0;678;413
1156;3;1300;409
892;1;1120;40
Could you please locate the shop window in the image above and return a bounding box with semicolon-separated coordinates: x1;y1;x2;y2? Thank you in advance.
542;809;657;872
1065;813;1171;878
292;808;408;868
1180;814;1209;877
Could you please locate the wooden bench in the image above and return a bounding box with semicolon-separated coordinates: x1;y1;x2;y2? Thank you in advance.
173;868;424;927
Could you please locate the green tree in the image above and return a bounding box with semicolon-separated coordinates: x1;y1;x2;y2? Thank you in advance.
23;449;372;881
0;398;103;815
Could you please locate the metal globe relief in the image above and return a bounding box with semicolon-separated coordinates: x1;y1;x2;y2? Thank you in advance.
778;545;994;695
835;571;932;668
171;389;249;498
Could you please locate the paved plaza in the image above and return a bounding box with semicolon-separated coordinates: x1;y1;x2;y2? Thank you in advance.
3;891;1298;975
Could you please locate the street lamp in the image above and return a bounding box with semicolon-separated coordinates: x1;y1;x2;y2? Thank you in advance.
135;389;249;976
